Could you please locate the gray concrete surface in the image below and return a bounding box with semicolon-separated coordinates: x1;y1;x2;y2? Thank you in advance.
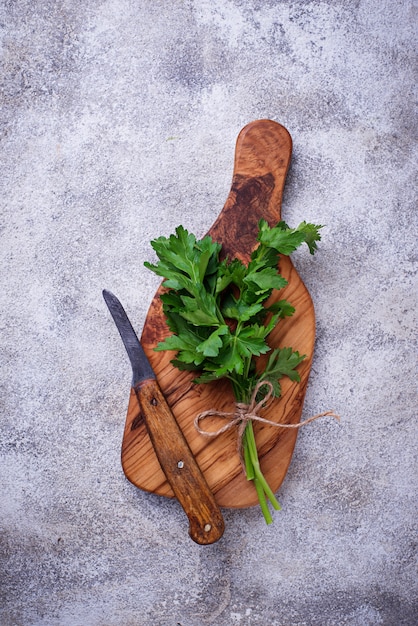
1;1;417;625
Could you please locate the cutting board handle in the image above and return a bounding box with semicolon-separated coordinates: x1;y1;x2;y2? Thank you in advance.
208;119;292;259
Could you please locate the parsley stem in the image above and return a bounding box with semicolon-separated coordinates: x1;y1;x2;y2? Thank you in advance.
231;376;281;522
253;475;273;524
243;436;255;481
244;356;252;381
243;419;281;522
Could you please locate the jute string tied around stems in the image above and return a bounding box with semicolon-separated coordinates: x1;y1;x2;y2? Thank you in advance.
194;380;340;468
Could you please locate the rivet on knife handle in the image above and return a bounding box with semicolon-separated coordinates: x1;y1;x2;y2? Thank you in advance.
102;290;225;545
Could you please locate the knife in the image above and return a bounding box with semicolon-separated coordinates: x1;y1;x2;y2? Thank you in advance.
102;290;225;545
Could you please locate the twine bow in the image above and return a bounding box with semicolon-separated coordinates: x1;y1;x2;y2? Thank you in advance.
194;381;340;466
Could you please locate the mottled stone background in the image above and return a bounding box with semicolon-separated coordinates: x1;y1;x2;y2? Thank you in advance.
1;1;417;625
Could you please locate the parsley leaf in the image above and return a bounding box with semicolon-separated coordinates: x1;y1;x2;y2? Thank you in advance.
267;299;295;318
196;325;229;357
261;347;306;385
257;219;323;255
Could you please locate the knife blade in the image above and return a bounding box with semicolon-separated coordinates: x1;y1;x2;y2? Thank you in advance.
103;289;225;545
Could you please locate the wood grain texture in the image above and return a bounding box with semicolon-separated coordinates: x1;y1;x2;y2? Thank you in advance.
121;119;316;508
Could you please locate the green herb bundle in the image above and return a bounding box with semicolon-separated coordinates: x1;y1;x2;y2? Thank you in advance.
145;219;322;523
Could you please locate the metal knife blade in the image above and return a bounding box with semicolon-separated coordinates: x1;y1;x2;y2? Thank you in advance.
102;289;154;385
102;289;225;545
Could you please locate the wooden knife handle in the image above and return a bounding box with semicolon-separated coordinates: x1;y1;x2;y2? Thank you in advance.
134;378;225;545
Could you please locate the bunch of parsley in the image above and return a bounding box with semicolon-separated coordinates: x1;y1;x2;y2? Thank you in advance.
145;219;322;523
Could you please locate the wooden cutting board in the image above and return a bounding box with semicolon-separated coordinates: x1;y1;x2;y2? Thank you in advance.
121;119;315;508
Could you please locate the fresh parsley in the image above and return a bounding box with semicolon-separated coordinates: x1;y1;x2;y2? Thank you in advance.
145;219;322;523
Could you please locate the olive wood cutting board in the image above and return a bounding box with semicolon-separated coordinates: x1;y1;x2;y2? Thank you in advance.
121;119;315;508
